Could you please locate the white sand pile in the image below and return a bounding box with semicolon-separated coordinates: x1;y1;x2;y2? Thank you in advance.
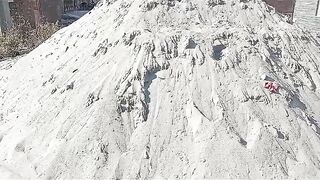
1;0;320;179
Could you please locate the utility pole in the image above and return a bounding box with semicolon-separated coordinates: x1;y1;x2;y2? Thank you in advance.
0;0;13;33
316;0;320;16
290;0;296;24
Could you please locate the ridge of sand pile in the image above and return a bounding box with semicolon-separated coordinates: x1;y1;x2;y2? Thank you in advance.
1;0;320;179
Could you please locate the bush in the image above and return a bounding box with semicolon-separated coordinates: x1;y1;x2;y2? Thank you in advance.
0;21;59;59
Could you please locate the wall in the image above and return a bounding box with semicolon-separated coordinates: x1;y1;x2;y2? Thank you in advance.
262;0;295;22
10;0;38;28
0;0;13;33
8;0;63;28
40;0;63;23
263;0;295;14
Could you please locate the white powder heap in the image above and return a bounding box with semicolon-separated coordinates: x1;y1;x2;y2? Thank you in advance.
1;0;320;179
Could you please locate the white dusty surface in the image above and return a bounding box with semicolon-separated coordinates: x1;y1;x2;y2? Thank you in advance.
294;0;320;32
1;0;320;179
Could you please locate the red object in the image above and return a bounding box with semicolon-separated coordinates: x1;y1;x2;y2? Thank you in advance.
264;81;280;93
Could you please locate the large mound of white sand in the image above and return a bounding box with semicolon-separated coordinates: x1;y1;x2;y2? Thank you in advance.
1;0;320;179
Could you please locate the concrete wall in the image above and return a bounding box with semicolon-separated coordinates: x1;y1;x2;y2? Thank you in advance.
0;0;13;33
263;0;295;14
11;0;38;27
8;0;63;27
40;0;63;23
